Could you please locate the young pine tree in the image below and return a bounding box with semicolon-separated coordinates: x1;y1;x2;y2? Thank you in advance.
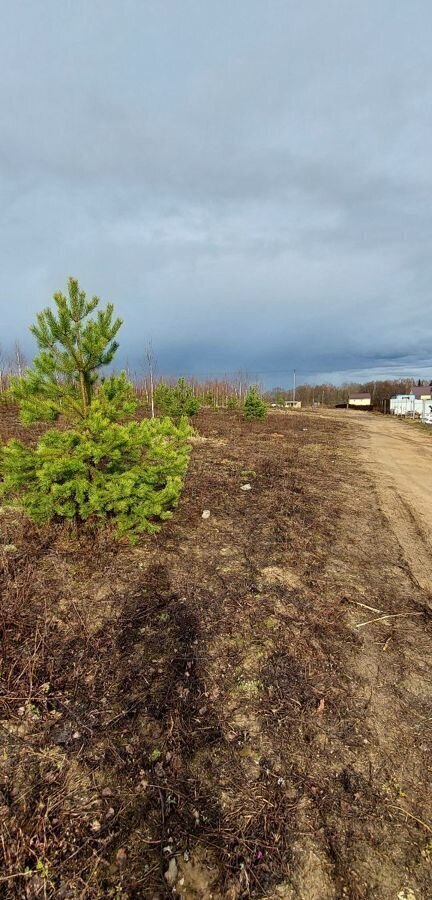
244;387;267;419
10;278;123;423
154;377;199;420
227;395;240;409
1;278;192;540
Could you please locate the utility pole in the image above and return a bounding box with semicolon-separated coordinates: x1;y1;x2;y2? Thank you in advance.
293;369;296;402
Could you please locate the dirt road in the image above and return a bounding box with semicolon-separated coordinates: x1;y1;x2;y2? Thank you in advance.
345;412;432;594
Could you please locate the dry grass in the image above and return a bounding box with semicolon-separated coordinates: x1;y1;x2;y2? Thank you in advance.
1;407;431;898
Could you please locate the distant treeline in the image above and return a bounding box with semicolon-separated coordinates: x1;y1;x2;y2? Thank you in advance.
129;374;432;408
264;379;431;406
0;342;429;407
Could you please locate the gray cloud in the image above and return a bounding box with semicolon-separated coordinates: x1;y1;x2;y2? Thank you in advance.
1;0;431;385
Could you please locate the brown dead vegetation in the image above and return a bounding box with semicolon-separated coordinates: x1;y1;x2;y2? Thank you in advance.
0;407;431;899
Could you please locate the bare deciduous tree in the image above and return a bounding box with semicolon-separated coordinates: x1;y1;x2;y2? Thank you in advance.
14;340;27;377
146;342;156;418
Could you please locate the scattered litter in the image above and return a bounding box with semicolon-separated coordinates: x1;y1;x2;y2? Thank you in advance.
202;509;211;519
241;483;252;491
164;857;178;886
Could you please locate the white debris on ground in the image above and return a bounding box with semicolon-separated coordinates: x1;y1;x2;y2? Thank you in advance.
165;857;178;887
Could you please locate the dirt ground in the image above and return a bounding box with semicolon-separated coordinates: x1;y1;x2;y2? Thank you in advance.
0;406;431;899
352;412;432;594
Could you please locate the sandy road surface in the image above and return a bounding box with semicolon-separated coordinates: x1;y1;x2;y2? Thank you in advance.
341;412;432;594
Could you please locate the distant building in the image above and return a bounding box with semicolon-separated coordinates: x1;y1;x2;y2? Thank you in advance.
411;385;432;400
348;392;371;408
390;386;432;418
284;400;302;409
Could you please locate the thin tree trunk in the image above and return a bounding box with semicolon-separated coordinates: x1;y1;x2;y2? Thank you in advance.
79;371;88;416
146;342;155;418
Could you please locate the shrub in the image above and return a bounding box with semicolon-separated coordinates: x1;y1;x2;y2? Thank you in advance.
1;278;192;540
1;412;191;540
244;387;267;419
227;395;240;409
154;378;199;420
201;392;214;407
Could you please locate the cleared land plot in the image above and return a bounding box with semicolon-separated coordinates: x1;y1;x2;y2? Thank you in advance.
1;407;431;899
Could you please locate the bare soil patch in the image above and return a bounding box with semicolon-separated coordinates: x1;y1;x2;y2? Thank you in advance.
1;407;431;898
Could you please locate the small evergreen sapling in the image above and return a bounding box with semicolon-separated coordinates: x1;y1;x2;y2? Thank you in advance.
1;278;192;540
227;395;240;409
244;387;267;419
10;278;122;423
154;377;199;420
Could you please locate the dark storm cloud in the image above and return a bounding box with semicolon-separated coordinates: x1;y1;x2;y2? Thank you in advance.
1;0;431;385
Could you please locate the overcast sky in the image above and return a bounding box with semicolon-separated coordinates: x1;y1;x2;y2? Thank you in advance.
1;1;431;385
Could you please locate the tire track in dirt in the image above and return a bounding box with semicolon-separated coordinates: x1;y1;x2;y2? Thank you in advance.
352;413;432;596
318;411;432;900
377;485;432;596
